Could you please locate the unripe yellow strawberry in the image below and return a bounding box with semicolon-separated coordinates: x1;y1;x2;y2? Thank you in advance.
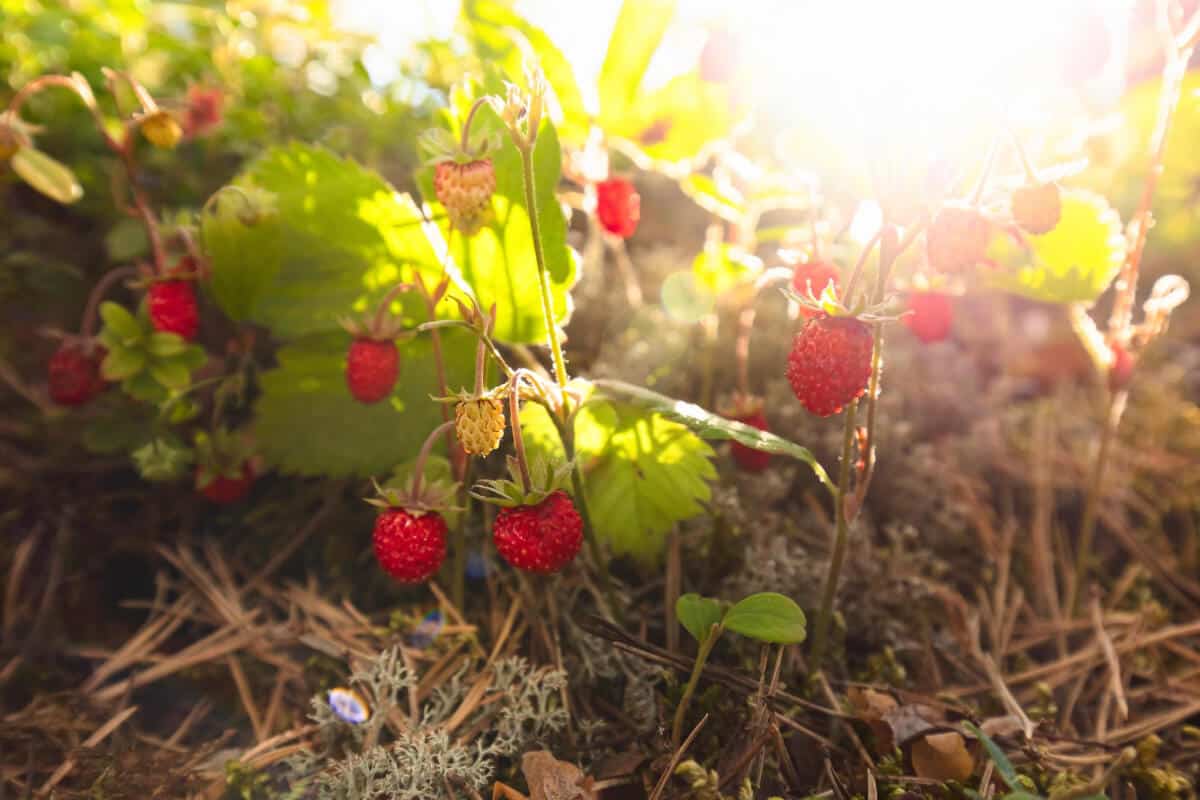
1011;182;1062;235
434;159;495;236
455;395;505;456
140;110;182;150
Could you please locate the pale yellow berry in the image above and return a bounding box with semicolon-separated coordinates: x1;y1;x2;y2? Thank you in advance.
455;396;505;456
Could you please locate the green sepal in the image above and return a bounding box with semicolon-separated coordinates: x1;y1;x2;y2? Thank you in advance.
470;455;573;508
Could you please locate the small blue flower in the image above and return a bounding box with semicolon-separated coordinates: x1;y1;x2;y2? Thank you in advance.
407;609;444;649
327;687;370;725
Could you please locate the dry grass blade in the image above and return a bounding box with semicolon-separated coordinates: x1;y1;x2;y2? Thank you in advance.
648;713;708;800
1089;594;1129;722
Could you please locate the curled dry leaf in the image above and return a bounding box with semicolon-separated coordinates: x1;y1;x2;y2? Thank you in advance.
848;687;899;752
911;731;975;782
521;750;596;800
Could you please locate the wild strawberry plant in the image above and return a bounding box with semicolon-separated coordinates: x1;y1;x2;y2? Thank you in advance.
3;0;1194;702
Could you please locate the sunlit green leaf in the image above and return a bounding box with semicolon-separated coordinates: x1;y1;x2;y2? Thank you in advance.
591;379;834;493
723;593;806;644
597;0;675;122
11;147;83;204
461;0;588;143
986;190;1125;304
520;396;715;563
230;144;446;338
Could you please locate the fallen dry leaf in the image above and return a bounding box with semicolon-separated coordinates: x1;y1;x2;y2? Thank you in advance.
911;731;975;782
522;750;596;800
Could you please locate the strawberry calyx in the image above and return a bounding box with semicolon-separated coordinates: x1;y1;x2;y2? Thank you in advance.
194;428;256;488
472;455;574;509
366;477;460;518
366;419;462;516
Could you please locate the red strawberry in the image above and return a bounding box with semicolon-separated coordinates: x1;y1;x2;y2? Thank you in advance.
786;315;873;417
182;85;224;139
48;343;107;406
493;490;583;574
730;409;771;472
434;159;496;236
791;260;841;319
197;462;254;504
903;291;954;343
373;507;447;583
926;204;990;273
596;178;640;239
149;279;199;340
1108;342;1134;392
346;338;399;404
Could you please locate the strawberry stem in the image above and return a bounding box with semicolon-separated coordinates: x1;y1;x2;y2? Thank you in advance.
1007;128;1042;184
841;227;883;311
79;266;138;339
508;374;533;494
370;281;412;336
460;96;491;155
809;398;859;671
517;142;570;394
671;622;723;749
968;134;1001;207
410;420;456;500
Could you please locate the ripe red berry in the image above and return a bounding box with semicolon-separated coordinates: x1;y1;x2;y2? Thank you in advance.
791;260;841;319
48;344;107;406
182;85;224;139
148;279;199;340
1108;342;1135;392
903;291;954;344
596;178;640;239
434;159;496;236
730;410;771;472
373;508;448;583
786;315;873;417
926;204;990;273
493;490;583;574
1011;182;1062;236
197;462;255;504
346;338;399;404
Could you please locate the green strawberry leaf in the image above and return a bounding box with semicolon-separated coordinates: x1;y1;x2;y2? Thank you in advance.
520;396;715;564
223;144;445;338
597;0;676;125
681;174;745;222
591;379;834;494
99;301;143;343
986;190;1125;305
418;97;576;345
146;332;187;357
693;243;759;295
11;146;83;204
676;593;725;643
149;359;191;391
122;371;167;404
201;185;284;322
722;593;807;644
101;348;146;381
254;329;474;477
461;0;587;143
609;72;739;164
